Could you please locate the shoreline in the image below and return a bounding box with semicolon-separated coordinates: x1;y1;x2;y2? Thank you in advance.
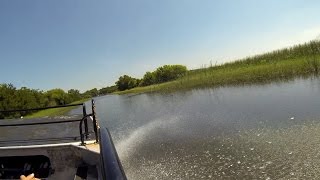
114;56;320;95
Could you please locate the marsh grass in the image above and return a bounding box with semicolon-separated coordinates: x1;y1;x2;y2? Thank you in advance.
115;41;320;95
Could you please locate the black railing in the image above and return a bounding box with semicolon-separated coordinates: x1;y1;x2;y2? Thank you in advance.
0;101;98;145
78;99;99;145
82;104;89;138
91;99;99;143
0;100;127;178
0;103;83;113
0;119;82;127
79;114;93;145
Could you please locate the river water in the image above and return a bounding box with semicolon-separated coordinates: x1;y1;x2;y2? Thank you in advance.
92;77;320;179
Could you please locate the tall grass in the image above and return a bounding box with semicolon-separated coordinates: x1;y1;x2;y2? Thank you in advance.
115;40;320;94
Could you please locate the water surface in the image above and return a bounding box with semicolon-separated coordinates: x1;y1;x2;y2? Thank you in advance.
93;77;320;179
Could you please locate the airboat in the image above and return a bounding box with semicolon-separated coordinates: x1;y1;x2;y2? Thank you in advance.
0;99;126;180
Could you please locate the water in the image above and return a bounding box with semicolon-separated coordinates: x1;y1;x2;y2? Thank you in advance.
89;77;320;179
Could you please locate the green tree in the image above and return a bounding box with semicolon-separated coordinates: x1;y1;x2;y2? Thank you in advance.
0;84;46;118
0;84;18;118
0;84;86;119
15;87;39;112
139;72;156;86
45;89;69;106
116;75;139;91
99;86;117;95
83;88;99;98
67;89;82;102
154;65;187;83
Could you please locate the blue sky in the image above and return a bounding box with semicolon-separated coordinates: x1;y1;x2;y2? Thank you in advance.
1;0;320;92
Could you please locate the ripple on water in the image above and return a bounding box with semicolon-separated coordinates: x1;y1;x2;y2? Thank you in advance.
119;120;320;179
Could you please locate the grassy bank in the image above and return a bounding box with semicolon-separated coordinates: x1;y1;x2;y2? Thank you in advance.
25;99;89;118
115;41;320;94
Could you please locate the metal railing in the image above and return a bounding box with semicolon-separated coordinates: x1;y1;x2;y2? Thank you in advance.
0;103;84;113
0;99;128;178
0;100;99;145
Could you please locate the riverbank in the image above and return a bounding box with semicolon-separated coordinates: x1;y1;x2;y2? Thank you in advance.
115;41;320;95
25;99;89;118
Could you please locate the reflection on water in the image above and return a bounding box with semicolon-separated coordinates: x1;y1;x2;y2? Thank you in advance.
97;77;320;179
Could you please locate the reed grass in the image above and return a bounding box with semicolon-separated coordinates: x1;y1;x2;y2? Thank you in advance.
115;41;320;95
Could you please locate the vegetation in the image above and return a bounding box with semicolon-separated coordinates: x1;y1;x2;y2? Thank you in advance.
2;40;320;117
114;40;320;94
0;64;188;119
140;65;187;86
82;88;99;98
99;85;117;95
0;85;86;119
114;65;188;91
0;83;116;119
0;82;120;119
116;75;140;91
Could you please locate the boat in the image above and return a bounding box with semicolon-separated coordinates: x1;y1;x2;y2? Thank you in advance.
0;99;127;180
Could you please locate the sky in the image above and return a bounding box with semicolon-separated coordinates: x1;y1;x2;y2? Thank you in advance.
1;0;320;92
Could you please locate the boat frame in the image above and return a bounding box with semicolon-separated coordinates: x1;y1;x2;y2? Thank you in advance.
0;99;127;180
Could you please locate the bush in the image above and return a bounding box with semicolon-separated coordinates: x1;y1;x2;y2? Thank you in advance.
116;75;139;91
0;84;84;119
154;65;187;83
139;72;156;86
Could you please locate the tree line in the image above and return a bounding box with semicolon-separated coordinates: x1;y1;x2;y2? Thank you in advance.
0;84;83;119
0;84;111;119
0;64;187;118
80;65;188;97
84;64;187;96
115;64;187;91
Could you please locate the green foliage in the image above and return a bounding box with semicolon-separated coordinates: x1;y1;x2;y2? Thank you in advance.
45;88;69;106
99;85;117;95
139;72;156;86
154;65;187;83
101;65;187;92
116;75;139;91
0;85;83;119
68;89;82;102
0;84;18;118
115;40;320;94
139;65;187;87
221;40;320;67
83;88;99;98
14;87;42;113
